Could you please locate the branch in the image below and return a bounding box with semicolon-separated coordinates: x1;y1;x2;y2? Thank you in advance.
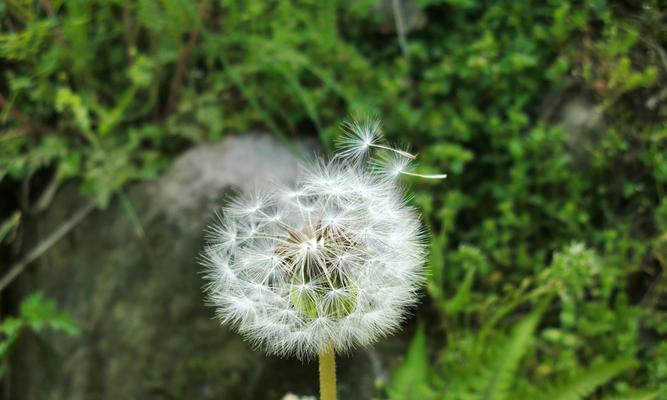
40;0;56;18
392;0;409;57
0;201;96;292
0;94;35;132
162;0;211;120
0;93;54;135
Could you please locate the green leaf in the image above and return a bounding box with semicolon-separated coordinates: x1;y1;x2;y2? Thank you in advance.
20;292;56;331
388;322;429;400
444;265;475;315
603;389;659;400
482;303;546;400
56;152;81;180
19;292;79;335
48;313;81;336
55;87;92;133
0;317;23;360
546;360;639;400
426;229;446;301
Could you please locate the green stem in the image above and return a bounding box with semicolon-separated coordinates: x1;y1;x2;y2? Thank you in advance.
319;344;337;400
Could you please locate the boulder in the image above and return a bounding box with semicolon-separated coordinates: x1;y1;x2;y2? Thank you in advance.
10;133;387;399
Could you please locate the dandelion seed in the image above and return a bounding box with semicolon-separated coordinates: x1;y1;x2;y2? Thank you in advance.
336;118;383;161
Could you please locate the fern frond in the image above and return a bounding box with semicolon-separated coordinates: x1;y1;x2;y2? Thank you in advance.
545;359;638;400
388;322;430;400
602;388;659;400
481;303;546;400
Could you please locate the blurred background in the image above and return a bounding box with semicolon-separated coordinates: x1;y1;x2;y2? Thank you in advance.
1;0;666;399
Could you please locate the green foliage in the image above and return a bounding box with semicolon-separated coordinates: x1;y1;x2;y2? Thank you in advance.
481;303;546;400
387;242;659;399
647;343;667;400
388;322;430;400
1;0;666;398
546;360;639;400
604;390;659;400
0;292;78;377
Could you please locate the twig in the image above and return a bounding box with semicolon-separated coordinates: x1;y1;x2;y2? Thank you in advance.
122;4;134;63
40;0;55;17
391;0;408;57
0;201;96;292
641;39;667;110
0;93;87;141
118;190;157;269
646;86;667;110
163;0;211;119
122;0;140;64
0;129;30;141
648;39;667;74
0;94;36;133
20;172;32;212
0;93;54;135
40;0;68;47
640;234;667;310
32;172;60;214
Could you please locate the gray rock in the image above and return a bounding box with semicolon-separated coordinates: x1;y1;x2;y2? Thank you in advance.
9;132;400;400
10;134;297;399
559;96;604;152
542;94;606;166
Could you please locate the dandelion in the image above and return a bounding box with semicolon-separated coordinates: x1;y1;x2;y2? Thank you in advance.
201;117;445;399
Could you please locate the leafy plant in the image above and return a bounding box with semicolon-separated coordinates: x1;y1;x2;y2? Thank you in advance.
1;0;665;397
0;292;79;377
545;360;640;400
388;322;430;400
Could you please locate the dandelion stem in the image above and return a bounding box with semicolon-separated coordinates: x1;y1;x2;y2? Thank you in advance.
319;343;337;400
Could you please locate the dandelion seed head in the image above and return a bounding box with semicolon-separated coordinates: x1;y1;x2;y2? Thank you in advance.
202;117;443;359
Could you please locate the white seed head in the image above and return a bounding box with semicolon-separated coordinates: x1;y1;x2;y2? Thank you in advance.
202;118;442;359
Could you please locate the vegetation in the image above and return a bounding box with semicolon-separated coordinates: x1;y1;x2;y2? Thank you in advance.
1;0;666;398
